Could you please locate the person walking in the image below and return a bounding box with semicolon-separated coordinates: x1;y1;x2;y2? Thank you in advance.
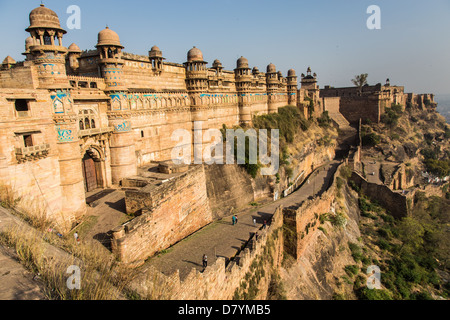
74;232;80;244
235;215;238;224
253;218;256;227
232;215;236;225
202;254;207;270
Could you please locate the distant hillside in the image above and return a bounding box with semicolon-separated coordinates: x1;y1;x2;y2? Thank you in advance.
435;94;450;123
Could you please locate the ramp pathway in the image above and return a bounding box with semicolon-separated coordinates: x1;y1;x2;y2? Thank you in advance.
142;160;340;280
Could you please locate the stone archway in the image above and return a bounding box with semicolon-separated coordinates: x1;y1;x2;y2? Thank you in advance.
81;145;107;192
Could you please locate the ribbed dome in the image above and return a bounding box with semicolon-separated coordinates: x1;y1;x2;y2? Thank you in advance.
267;63;276;73
68;43;81;53
97;27;123;47
26;4;66;33
237;56;249;69
288;69;296;77
187;46;203;62
212;59;222;68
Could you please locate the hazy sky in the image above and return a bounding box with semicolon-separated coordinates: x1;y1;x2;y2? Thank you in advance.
1;0;449;94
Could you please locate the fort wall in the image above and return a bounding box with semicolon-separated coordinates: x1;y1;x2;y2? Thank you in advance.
112;165;213;265
127;205;284;300
339;96;381;124
283;162;343;260
350;171;412;219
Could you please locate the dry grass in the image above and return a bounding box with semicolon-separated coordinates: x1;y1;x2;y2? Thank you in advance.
0;183;54;231
0;224;137;300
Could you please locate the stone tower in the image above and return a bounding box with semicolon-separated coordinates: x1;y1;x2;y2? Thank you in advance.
25;4;70;89
184;47;209;162
67;43;82;74
287;69;298;106
266;63;279;113
97;27;137;183
234;56;252;125
26;4;85;228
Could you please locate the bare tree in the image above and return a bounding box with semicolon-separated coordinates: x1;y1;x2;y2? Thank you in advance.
351;73;368;95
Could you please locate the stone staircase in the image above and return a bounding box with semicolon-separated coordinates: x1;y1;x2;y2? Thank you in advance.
329;112;350;129
329;112;358;160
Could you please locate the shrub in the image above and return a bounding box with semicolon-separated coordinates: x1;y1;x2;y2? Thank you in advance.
318;111;332;128
344;265;359;277
362;132;381;146
377;238;391;251
349;242;363;262
358;287;394;300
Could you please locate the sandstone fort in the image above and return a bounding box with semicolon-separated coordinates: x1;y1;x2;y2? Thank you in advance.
0;4;437;262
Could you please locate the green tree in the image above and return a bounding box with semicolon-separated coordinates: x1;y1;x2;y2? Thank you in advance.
351;73;369;95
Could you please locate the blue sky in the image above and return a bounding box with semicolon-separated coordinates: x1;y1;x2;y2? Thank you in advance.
1;0;449;94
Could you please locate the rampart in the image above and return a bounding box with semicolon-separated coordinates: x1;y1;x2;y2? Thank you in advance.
126;205;284;300
111;165;213;266
283;162;343;260
350;171;413;219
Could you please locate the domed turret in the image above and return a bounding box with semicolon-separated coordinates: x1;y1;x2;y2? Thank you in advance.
212;59;222;69
185;47;208;93
26;4;66;34
25;4;69;88
187;46;204;62
149;45;164;71
149;45;163;58
68;43;81;53
288;69;296;77
2;56;16;68
25;36;35;50
252;66;259;75
267;63;276;73
97;26;123;48
237;56;249;69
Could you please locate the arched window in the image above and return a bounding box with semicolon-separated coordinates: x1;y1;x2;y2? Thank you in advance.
85;118;90;129
43;32;52;45
79;120;84;130
91;119;96;129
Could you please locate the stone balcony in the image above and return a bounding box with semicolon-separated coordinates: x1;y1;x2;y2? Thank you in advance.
78;127;113;138
15;143;50;163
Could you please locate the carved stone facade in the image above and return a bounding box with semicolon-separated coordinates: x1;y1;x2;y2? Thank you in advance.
0;4;302;231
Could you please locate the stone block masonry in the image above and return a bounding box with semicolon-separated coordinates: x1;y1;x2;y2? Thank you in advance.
283;163;344;259
126;205;284;300
111;165;213;266
350;171;412;219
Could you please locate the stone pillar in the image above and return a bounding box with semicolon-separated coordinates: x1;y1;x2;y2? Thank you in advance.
55;119;86;230
238;95;252;126
108;114;137;184
190;96;209;164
